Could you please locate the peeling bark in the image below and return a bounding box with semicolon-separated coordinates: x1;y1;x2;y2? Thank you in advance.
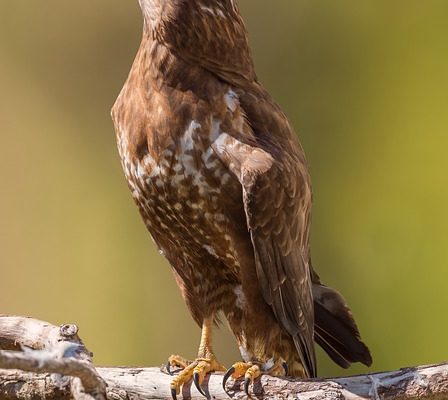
0;316;446;400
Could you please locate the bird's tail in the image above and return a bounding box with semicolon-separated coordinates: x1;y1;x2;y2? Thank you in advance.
312;283;372;368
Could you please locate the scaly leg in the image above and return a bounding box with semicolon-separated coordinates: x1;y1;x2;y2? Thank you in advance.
168;316;226;399
223;360;287;395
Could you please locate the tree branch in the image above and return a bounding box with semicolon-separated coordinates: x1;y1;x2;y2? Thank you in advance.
0;316;106;400
0;316;447;399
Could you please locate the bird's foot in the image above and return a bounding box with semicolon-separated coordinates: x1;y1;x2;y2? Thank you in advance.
167;355;193;374
223;360;287;395
167;354;226;399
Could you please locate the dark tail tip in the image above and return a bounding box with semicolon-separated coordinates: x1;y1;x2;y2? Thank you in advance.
313;284;372;368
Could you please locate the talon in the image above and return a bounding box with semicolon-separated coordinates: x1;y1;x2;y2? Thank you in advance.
193;372;207;397
223;366;235;391
282;362;288;376
244;376;251;395
167;360;173;375
171;388;177;400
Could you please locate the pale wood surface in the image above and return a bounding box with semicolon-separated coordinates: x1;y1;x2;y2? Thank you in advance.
0;316;447;400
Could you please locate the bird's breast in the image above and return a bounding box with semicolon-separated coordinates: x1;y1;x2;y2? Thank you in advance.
116;115;246;278
117;116;239;211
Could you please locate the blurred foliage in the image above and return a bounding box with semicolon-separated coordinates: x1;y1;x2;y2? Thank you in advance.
0;1;447;377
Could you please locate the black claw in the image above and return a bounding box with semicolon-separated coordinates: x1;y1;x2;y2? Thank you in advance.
222;366;235;392
167;361;173;375
171;388;177;400
193;373;207;397
244;377;251;395
282;362;289;376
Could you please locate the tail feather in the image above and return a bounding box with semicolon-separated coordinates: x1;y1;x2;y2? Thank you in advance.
313;284;372;368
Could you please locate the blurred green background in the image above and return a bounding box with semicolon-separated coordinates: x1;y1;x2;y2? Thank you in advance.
1;1;447;377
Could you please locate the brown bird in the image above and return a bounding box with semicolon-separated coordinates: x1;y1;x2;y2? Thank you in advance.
112;0;372;397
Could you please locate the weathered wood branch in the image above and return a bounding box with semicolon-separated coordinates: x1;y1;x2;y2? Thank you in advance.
0;316;447;400
0;316;106;400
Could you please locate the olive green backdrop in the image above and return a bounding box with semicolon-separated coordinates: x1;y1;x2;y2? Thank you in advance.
1;1;447;377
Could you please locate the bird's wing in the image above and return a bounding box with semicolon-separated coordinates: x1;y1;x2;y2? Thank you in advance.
212;133;317;377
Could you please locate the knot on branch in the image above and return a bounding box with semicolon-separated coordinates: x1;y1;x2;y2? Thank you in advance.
0;316;106;400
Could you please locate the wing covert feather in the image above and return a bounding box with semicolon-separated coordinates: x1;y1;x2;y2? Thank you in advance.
212;134;317;377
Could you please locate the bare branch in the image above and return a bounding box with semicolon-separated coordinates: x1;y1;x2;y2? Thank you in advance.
0;316;106;400
1;364;448;400
0;349;106;395
0;316;447;400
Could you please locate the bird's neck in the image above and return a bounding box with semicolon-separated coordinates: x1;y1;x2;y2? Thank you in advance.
135;33;219;98
137;0;256;89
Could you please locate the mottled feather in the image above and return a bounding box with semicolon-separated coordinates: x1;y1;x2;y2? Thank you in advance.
113;0;372;380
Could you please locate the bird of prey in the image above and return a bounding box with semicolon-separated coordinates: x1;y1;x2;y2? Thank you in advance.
112;0;372;398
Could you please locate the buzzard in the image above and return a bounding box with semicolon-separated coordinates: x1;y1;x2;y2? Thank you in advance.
112;0;372;397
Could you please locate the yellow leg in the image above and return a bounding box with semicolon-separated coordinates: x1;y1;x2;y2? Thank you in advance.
168;317;225;399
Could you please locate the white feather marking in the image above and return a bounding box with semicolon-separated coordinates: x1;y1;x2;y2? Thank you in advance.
233;285;246;309
200;5;226;18
262;358;275;372
209;117;222;142
203;245;218;257
239;346;253;363
224;89;239;112
181;120;201;152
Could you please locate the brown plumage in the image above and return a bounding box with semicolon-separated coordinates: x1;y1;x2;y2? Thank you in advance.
112;0;372;394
